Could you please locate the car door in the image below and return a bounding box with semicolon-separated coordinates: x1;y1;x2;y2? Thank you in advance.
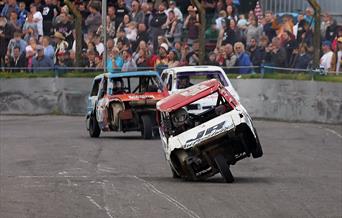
96;76;109;127
88;77;101;115
161;70;173;94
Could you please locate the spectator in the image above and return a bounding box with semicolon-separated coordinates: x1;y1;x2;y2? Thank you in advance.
263;11;277;42
247;37;263;67
245;16;263;46
41;36;54;60
135;48;149;69
294;11;306;43
187;40;200;66
215;10;227;30
333;37;342;73
32;45;54;72
121;49;137;72
86;49;97;69
78;1;90;33
164;10;182;44
53;31;68;64
1;0;19;19
167;1;183;22
9;46;26;72
133;40;149;62
125;22;138;43
85;2;102;35
149;2;167;52
107;47;123;73
133;23;149;51
22;12;38;42
184;5;199;45
320;40;334;72
115;0;130;30
290;43;311;69
282;30;297;65
8;11;21;33
107;6;117;38
234;41;252;74
116;14;131;36
18;1;28;27
30;3;43;37
7;32;27;58
226;4;237;22
154;42;169;68
168;49;180;68
53;12;74;49
42;0;58;36
324;15;337;42
141;2;152;31
94;34;104;56
218;19;237;46
131;0;144;24
265;37;287;68
94;55;103;70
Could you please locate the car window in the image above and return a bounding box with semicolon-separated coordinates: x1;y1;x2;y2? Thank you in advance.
90;79;101;96
176;71;228;89
167;75;172;91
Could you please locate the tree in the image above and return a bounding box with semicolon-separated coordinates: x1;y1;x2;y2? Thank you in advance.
307;0;321;69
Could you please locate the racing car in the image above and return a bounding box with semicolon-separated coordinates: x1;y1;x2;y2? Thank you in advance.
156;79;263;182
86;71;168;139
161;66;240;114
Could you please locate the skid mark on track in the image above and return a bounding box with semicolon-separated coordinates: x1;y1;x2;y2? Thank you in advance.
324;128;342;139
86;196;102;210
134;176;201;218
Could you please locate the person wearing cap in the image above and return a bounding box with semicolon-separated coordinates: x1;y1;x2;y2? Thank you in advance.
154;42;169;68
32;44;54;72
320;40;334;72
184;5;200;45
53;11;74;50
167;1;183;22
53;31;68;64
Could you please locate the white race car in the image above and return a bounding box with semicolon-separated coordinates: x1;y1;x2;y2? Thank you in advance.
161;66;240;114
156;79;263;182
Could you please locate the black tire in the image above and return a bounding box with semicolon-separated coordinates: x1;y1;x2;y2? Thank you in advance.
170;164;181;178
214;155;234;183
141;115;152;139
153;128;160;138
252;130;263;158
89;115;101;138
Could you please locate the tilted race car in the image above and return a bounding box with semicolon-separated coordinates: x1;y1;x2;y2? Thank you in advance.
156;79;263;182
86;71;168;139
161;66;240;114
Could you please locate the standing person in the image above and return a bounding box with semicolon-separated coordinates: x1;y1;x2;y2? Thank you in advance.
30;3;43;37
187;40;200;66
8;11;21;33
218;18;236;47
135;48;149;69
53;32;68;64
17;1;28;27
107;47;123;73
107;6;117;38
54;12;74;49
32;45;54;72
183;5;200;46
41;36;54;60
131;0;144;24
290;43;312;69
234;42;252;74
263;11;277;42
115;0;130;30
22;12;38;42
42;0;58;36
282;30;297;66
141;2;152;31
320;40;334;72
1;0;19;19
85;2;101;35
149;2;167;53
245;16;262;46
333;37;342;73
247;37;263;67
167;1;183;22
7;31;27;58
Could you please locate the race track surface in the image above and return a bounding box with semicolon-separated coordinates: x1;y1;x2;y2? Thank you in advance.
0;116;341;218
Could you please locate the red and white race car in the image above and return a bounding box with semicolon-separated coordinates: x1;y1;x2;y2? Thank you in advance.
156;79;263;182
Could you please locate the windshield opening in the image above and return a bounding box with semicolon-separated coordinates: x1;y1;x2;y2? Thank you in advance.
176;71;228;89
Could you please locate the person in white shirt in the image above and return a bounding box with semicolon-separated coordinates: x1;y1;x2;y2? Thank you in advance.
167;1;183;22
320;40;333;72
335;37;342;74
30;3;43;37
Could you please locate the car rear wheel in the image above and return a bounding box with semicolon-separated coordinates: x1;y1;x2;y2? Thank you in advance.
214;154;234;183
252;129;263;158
170;164;181;178
141;115;152;139
89;115;101;138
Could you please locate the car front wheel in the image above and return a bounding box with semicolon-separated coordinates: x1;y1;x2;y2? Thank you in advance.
214;154;234;183
89;115;101;138
141;115;152;139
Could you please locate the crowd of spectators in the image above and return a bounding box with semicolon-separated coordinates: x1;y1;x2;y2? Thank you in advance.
0;0;341;74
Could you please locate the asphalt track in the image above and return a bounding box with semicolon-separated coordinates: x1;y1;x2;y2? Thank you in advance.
0;116;341;218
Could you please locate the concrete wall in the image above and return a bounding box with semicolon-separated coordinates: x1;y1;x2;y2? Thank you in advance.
0;78;341;124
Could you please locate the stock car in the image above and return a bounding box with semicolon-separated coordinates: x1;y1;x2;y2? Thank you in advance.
161;66;240;114
156;79;263;182
86;71;168;139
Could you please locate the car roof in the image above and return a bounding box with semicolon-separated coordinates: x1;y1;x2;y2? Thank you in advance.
165;65;224;73
108;71;159;79
157;79;221;112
